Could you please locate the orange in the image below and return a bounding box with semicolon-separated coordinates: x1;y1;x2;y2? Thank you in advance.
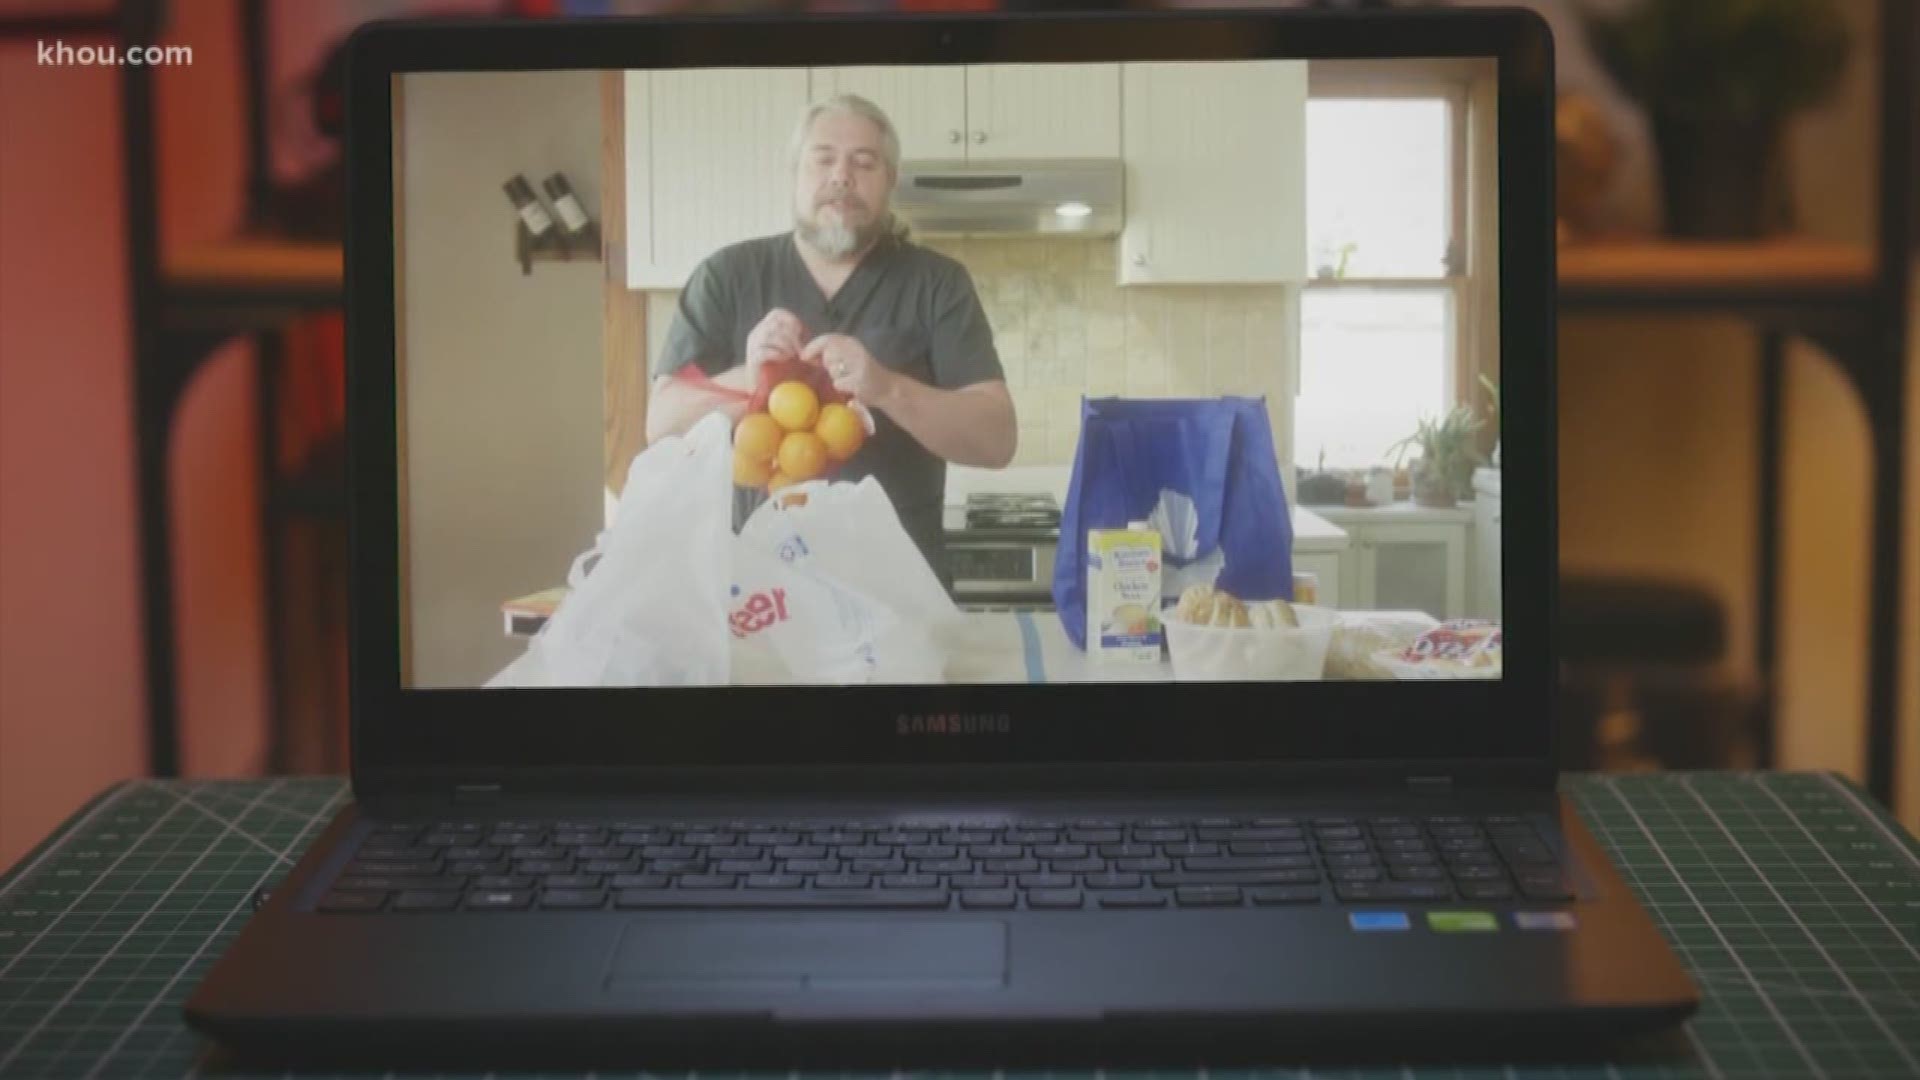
734;412;784;462
767;380;820;433
776;430;830;482
732;446;774;488
813;402;865;461
767;471;795;493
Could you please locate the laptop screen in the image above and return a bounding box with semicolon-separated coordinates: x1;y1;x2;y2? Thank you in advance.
393;57;1503;692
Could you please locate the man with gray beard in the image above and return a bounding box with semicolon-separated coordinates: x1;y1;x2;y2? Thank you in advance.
647;93;1016;587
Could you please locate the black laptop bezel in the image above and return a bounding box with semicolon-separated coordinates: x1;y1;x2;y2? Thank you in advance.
344;8;1556;793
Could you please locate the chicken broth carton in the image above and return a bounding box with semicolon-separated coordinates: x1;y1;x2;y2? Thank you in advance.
1087;524;1164;664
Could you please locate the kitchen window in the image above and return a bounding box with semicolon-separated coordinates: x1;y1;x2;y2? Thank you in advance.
1294;61;1496;473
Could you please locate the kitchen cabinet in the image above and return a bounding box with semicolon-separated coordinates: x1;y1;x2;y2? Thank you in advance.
1471;468;1502;620
1118;60;1307;284
808;64;1120;161
1311;505;1471;621
623;69;811;289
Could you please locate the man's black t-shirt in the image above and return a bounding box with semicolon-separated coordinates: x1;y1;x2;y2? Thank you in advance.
652;230;1004;582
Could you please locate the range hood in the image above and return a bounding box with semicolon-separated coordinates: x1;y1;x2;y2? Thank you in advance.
894;159;1122;239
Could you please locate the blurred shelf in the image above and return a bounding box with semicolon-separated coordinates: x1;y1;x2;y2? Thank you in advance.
1559;238;1876;310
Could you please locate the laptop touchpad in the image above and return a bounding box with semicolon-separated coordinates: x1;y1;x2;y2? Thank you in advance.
605;917;1008;992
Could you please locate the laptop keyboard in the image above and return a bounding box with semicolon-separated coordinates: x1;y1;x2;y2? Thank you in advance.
316;814;1571;914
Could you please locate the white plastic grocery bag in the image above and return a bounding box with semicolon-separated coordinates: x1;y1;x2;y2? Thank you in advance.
731;476;960;685
486;413;733;688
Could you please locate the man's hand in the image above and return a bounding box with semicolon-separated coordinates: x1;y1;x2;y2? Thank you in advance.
803;332;897;405
745;308;806;378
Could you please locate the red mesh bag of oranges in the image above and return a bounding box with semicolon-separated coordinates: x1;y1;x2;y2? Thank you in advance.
671;358;875;494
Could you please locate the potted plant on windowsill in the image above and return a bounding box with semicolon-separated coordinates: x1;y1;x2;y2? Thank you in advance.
1388;406;1486;509
1582;0;1850;239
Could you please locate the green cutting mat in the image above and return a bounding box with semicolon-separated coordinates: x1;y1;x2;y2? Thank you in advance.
1;773;1915;1079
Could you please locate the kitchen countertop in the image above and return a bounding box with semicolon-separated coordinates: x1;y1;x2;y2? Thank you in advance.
943;501;1348;547
946;609;1170;683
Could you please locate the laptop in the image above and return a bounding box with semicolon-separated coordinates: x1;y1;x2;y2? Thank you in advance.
184;6;1699;1066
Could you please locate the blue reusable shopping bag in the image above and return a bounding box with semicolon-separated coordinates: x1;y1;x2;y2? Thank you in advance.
1052;397;1294;649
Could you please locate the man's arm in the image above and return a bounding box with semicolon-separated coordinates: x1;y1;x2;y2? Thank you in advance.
869;376;1017;469
644;367;753;444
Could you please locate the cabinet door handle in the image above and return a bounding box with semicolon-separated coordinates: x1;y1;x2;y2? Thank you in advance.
949;129;963;144
971;129;988;144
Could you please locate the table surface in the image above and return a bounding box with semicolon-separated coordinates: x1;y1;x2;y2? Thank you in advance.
1;772;1915;1079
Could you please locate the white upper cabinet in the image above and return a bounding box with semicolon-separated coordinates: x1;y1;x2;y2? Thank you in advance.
808;66;968;161
1119;60;1308;284
624;69;811;290
962;64;1120;159
810;63;1119;161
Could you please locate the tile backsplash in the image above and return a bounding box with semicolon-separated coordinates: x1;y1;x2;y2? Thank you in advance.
643;237;1296;473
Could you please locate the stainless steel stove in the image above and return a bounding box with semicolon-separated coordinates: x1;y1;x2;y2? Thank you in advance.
946;492;1061;609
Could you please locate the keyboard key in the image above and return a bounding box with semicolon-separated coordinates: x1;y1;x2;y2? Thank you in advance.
1249;885;1324;905
1163;842;1221;859
511;845;567;861
960;888;1019;909
1155;869;1321;887
581;859;640;875
357;845;440;861
1068;828;1123;844
466;889;535;910
784;858;839;874
1228;827;1305;841
1319;840;1371;855
318;890;386;912
486;831;542;847
1229;841;1307;856
1050;857;1107;874
1027;888;1084;909
1334;881;1450;903
1099;843;1156;859
714;859;775;875
1497;841;1558;864
1447;851;1500;867
392;890;462;912
540;888;606;909
1459;881;1515;901
444;846;502;862
1314;826;1362;840
749;831;802;846
948;873;1009;890
1331;867;1383;883
981;858;1040;874
676;874;738;889
1184;856;1313;871
1018;872;1074;889
616;831;666;846
1140;816;1185;828
970;844;1024;860
881;873;940;889
429;821;484;834
851;858;908;874
1133;828;1187;843
369;821;422;835
611;874;670;890
1099;891;1169;908
920;858;974;874
904;844;960;861
1083;872;1144;890
813;874;872;890
447;859;506;876
1425;815;1469;826
1322;853;1377;869
1196;816;1238;828
745;873;805;889
615;890;950;910
472;874;534;890
1370;824;1421;838
347;859;441;876
1005;829;1058;844
1378;837;1431;852
1451;864;1507;881
1438;838;1491;853
871;831;924;846
1516;872;1575;901
333;875;464;893
1430;825;1482;840
683;830;734;846
709;845;767;861
1313;816;1356;827
835;845;890;861
1391;865;1447;882
543;874;603;890
1252;817;1301;828
1383;851;1438;867
1034;843;1088;860
515;859;574;875
1176;886;1243;907
1114;857;1174;873
773;844;827;860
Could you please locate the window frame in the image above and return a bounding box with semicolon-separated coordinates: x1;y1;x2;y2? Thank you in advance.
1296;59;1499;471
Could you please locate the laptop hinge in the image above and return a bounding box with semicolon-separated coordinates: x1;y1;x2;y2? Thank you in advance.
1406;775;1454;795
452;782;503;804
